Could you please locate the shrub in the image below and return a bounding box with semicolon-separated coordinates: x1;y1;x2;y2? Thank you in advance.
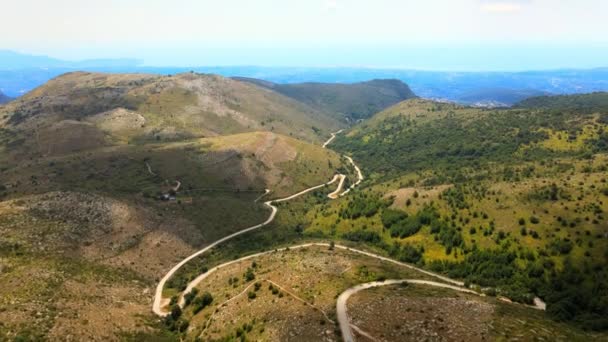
244;268;255;282
184;288;199;306
192;292;213;314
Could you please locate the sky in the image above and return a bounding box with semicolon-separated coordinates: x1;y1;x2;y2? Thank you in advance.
1;0;607;70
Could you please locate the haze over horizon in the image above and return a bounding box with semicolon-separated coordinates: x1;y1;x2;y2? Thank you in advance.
2;0;608;71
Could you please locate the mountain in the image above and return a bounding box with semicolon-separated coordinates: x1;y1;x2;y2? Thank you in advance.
0;90;11;104
457;87;551;107
234;77;417;121
0;50;141;70
329;94;608;330
0;52;606;102
1;70;606;339
515;92;608;111
0;71;342;158
0;72;349;340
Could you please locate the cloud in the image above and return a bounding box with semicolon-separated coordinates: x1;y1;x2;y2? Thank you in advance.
480;0;530;13
325;0;338;11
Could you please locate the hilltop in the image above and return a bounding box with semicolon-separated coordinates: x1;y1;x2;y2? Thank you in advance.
0;71;352;340
334;94;608;175
0;71;342;158
234;77;416;121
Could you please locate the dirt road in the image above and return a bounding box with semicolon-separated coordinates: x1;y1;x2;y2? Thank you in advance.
336;279;479;342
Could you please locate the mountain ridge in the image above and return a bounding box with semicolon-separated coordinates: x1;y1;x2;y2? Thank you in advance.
0;71;343;158
234;77;417;121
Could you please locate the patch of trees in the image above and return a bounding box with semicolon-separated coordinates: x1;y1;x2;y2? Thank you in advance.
443;185;469;210
382;206;438;239
428;248;535;303
545;259;608;331
388;242;425;264
340;193;390;219
527;183;571;202
548;238;574;255
342;230;382;244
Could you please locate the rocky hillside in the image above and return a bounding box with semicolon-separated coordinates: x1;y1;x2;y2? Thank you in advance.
0;72;350;340
235;77;416;121
0;72;342;157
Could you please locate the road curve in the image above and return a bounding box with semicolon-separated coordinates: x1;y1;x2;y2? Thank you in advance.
336;279;480;342
152;175;344;316
339;156;364;197
328;174;347;199
322;129;344;148
154;130;363;316
167;242;463;316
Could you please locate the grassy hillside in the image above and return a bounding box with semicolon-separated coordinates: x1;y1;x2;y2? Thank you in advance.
234;77;416;121
0;126;345;339
333;97;608;179
516;92;608;111
0;70;351;339
175;246;600;341
324;94;608;331
0;71;342;158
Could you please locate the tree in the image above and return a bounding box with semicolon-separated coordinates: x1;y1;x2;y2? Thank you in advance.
170;305;182;320
184;288;199;306
192;292;213;314
244;268;255;282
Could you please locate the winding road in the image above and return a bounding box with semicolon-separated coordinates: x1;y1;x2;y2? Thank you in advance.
151;129;545;342
336;279;479;342
153;130;363;316
152;174;348;316
175;242;463;313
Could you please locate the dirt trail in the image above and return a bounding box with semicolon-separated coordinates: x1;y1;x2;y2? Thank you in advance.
328;174;346;199
162;242;463;317
152;129;545;339
322;129;344;148
336;279;479;342
152;176;344;316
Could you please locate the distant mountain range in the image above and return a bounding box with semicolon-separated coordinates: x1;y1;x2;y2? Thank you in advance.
455;88;551;107
0;50;607;106
0;50;141;70
0;90;12;104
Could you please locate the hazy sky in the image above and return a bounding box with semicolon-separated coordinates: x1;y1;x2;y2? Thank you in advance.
1;0;607;70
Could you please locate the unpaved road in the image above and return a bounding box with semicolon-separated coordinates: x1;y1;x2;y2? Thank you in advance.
177;242;464;311
322;129;344;148
336;279;479;342
152;129;544;340
152;175;345;316
328;174;346;199
154;130;364;316
339;155;364;196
